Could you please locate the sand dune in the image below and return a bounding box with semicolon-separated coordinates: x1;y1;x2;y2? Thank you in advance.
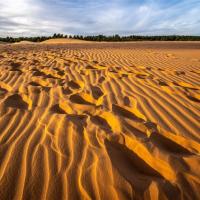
0;42;200;200
41;38;92;44
13;41;37;45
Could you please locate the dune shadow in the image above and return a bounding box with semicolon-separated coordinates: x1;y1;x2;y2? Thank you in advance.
50;104;66;114
150;132;193;155
67;114;88;128
112;104;144;122
32;69;46;77
91;86;103;100
68;80;81;89
69;94;93;105
4;94;28;109
90;115;112;132
0;87;8;95
186;95;200;103
98;76;105;84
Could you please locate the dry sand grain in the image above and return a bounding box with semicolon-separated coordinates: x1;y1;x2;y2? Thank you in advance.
0;42;200;200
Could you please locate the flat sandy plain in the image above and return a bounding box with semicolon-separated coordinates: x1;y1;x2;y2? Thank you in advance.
0;41;200;200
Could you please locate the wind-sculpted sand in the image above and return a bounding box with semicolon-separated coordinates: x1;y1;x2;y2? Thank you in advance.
0;42;200;200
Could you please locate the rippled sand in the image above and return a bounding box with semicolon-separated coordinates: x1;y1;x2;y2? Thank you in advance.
0;42;200;200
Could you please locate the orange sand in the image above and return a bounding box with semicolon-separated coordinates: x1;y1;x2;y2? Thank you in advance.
0;41;200;200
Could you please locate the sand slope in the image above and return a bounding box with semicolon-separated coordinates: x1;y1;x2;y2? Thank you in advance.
0;42;200;200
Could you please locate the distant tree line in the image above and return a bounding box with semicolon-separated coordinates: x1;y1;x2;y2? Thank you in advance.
1;33;200;43
0;36;52;43
82;35;200;41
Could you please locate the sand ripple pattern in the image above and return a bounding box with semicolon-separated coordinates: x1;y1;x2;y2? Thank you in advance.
0;44;200;200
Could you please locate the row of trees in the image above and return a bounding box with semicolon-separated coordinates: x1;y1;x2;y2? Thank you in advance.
1;34;200;43
83;35;200;41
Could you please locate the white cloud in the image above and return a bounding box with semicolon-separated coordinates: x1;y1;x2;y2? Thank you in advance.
0;0;200;36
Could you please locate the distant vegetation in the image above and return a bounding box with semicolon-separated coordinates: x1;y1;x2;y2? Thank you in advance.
1;33;200;43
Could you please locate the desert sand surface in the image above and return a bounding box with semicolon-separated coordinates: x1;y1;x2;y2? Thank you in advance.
0;41;200;200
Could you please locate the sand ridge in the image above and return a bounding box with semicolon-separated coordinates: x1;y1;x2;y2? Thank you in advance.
41;38;92;44
0;42;200;200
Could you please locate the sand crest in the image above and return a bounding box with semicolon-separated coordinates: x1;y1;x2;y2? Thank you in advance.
41;38;92;44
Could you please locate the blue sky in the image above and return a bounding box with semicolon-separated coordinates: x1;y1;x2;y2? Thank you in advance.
0;0;200;36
